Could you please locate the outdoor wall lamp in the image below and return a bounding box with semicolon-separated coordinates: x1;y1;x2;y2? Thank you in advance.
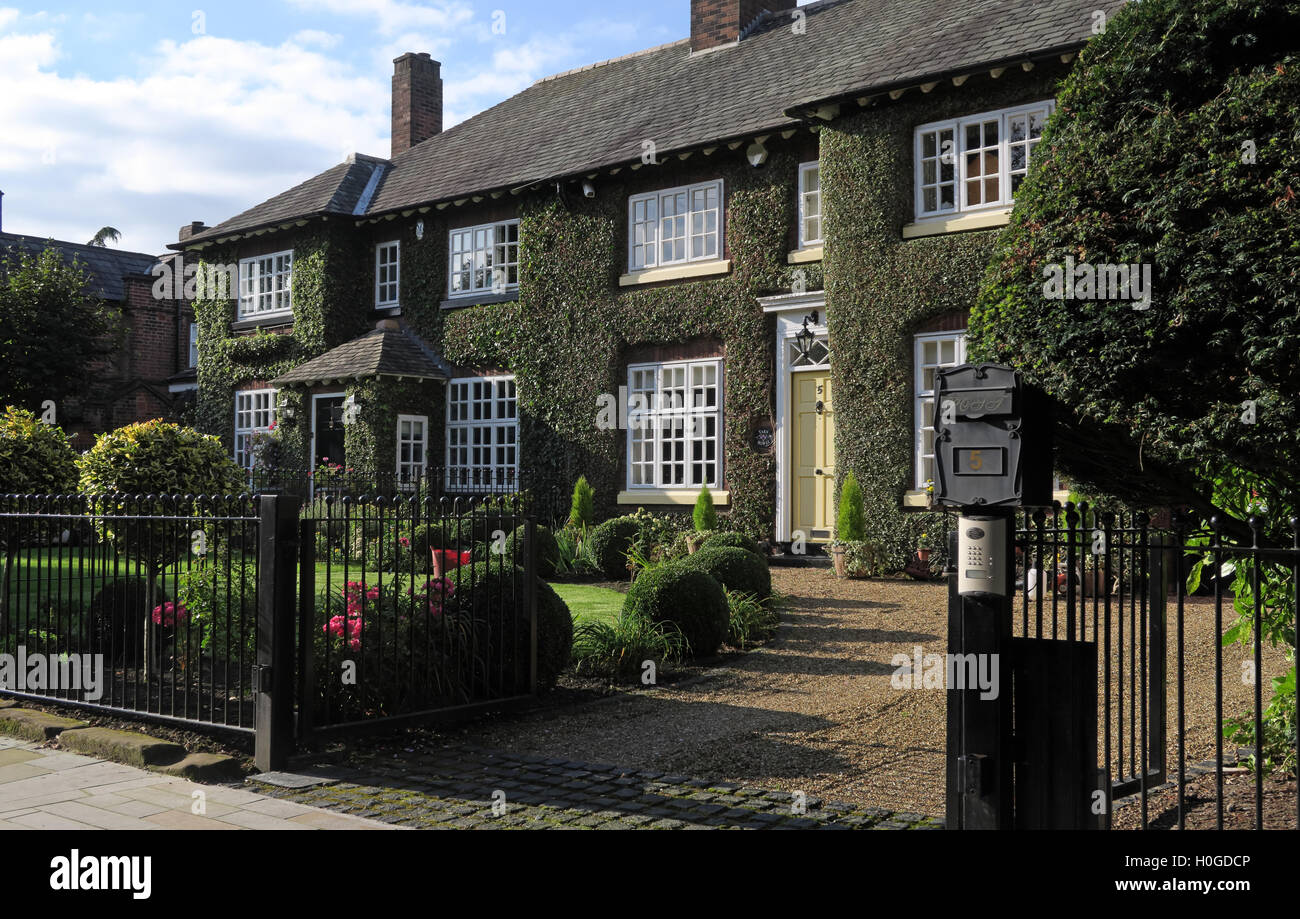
795;311;820;353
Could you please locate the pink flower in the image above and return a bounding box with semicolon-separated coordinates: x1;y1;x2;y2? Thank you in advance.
151;602;189;627
399;537;411;548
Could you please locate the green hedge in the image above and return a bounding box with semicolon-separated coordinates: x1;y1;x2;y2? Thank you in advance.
682;546;771;601
585;516;642;580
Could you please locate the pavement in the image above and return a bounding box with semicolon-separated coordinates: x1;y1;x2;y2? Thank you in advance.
0;735;395;831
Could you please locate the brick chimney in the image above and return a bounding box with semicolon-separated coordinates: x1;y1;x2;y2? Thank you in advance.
392;52;443;158
691;0;797;52
178;221;207;242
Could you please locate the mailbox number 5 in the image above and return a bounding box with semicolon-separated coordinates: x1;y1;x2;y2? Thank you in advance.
968;450;983;472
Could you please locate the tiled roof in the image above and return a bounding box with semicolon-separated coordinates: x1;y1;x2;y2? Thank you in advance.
0;232;159;302
181;154;389;247
273;323;448;386
183;0;1127;246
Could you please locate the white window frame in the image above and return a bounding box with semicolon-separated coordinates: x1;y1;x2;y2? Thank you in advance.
798;162;823;247
396;413;429;486
627;179;724;272
913;330;967;490
234;388;278;472
237;250;293;319
625;358;723;492
447;220;520;299
188;322;198;369
376;240;401;308
914;101;1055;220
445;376;518;491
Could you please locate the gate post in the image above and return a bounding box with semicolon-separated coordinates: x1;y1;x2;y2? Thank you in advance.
945;510;1015;829
255;495;300;772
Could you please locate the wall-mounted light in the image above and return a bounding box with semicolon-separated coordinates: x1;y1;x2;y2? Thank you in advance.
582;181;596;199
342;394;360;426
746;141;769;167
795;312;819;354
277;396;295;421
415;219;425;241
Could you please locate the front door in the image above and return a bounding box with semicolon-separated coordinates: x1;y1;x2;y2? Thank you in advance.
312;395;346;472
792;373;835;542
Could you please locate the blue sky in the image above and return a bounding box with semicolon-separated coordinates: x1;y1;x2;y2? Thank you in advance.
0;0;716;253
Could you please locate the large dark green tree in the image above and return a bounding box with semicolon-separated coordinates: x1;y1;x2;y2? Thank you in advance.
972;0;1299;776
0;245;117;411
971;0;1299;531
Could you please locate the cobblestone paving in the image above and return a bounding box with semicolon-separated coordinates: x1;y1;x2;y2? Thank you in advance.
248;743;945;830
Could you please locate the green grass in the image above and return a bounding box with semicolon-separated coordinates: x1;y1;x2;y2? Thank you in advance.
549;582;624;627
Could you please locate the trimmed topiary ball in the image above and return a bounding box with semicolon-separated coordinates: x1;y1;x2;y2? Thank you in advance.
535;581;574;690
623;564;728;658
683;546;771;601
449;562;573;692
699;531;759;555
585;516;642;580
505;524;561;579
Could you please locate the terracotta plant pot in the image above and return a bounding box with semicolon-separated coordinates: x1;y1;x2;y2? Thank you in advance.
830;546;847;578
917;548;931;564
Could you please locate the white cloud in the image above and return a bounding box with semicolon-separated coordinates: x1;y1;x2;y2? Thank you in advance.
291;29;342;49
284;0;473;37
0;8;18;31
0;27;389;252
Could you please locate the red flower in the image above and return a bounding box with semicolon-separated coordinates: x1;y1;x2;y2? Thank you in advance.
151;602;189;627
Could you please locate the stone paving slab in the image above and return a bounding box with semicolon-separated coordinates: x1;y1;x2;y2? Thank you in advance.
0;739;399;831
252;742;945;831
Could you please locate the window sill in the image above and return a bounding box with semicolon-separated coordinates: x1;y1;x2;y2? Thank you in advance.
903;209;1011;239
787;245;823;264
618;489;730;507
440;292;520;311
903;490;934;510
619;260;731;288
231;315;293;332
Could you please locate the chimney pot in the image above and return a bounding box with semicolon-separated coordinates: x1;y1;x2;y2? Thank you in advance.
392;52;444;158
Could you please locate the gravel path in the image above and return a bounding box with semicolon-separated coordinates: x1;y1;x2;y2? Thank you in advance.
473;568;952;814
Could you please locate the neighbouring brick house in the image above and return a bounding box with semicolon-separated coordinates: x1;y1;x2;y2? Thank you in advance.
177;0;1108;565
0;224;197;450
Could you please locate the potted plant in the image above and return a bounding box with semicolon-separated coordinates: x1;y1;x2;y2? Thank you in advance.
828;472;866;578
917;531;934;564
688;485;717;554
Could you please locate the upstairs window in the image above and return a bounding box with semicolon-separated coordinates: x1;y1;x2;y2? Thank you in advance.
914;101;1054;219
628;179;723;272
448;220;519;299
798;162;823;247
238;250;293;319
376;241;400;307
188;323;198;369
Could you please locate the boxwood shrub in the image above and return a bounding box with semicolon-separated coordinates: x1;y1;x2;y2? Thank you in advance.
504;524;561;579
585;516;642;580
450;562;573;692
699;531;759;555
683;546;771;601
623;564;728;658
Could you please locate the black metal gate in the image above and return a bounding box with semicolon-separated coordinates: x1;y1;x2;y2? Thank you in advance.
1013;505;1168;826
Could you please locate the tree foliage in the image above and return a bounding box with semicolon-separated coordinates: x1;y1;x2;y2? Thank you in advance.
0;244;116;411
970;0;1300;529
0;407;79;495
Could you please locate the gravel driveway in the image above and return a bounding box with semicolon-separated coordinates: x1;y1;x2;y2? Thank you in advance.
475;568;952;814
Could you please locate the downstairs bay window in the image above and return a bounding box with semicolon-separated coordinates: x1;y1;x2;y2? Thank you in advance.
446;376;518;490
626;358;722;492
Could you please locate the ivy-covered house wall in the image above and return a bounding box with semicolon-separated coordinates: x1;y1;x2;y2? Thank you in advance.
429;137;824;538
192;223;368;476
820;66;1068;567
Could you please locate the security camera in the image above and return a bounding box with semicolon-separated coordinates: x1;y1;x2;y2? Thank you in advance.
582;181;597;198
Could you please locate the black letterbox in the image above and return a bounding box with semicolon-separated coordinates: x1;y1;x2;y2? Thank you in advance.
932;363;1053;508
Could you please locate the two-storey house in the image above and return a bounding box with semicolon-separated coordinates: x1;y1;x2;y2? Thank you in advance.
174;0;1118;565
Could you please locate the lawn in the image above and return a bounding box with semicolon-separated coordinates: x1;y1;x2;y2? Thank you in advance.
549;583;623;628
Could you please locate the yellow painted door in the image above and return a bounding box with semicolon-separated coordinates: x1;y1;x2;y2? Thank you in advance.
792;373;836;541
